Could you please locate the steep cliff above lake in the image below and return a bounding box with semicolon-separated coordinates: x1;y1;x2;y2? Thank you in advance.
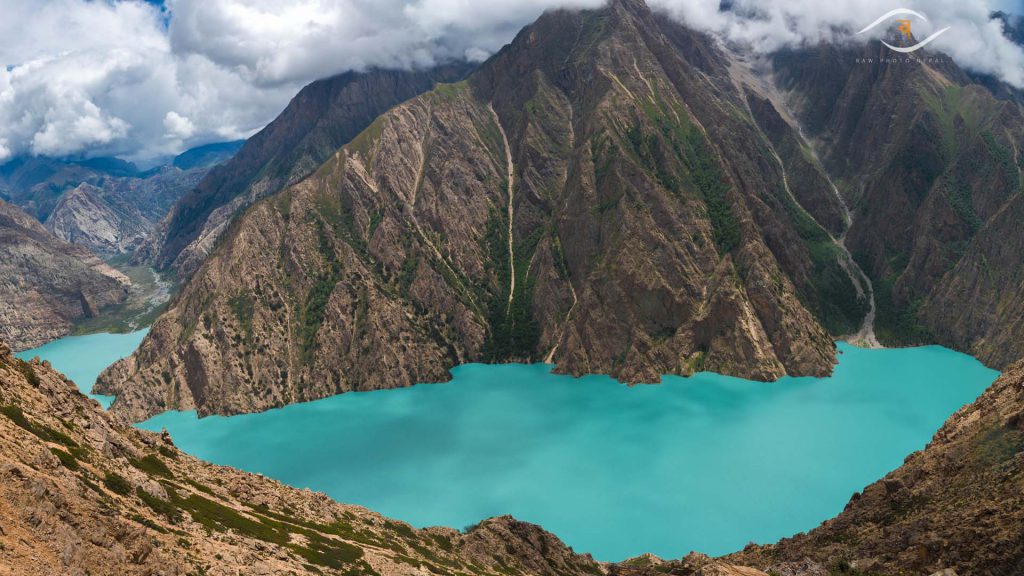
0;200;130;350
97;0;865;420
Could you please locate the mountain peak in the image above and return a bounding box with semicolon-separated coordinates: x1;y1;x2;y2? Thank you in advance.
607;0;651;12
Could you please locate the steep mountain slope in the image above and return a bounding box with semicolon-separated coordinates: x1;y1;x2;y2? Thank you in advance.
0;200;130;350
41;160;221;257
772;41;1024;363
97;0;866;420
922;193;1024;368
144;65;474;277
0;339;610;576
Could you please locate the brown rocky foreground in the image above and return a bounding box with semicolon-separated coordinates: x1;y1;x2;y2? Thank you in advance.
6;336;1020;574
1;338;763;576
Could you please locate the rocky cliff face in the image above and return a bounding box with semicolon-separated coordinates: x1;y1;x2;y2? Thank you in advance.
0;200;130;350
144;65;475;278
0;156;138;221
44;183;152;256
772;42;1024;364
0;339;610;576
96;0;870;420
42;164;215;257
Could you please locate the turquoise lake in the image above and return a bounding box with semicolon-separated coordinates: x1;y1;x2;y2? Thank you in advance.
17;329;148;409
21;335;998;561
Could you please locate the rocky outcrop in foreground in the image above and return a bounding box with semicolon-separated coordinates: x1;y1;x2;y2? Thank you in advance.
8;332;1014;574
0;200;129;350
0;340;610;576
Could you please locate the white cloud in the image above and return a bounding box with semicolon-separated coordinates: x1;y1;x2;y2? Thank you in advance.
0;0;1019;165
651;0;1024;87
166;0;603;86
164;111;196;139
0;0;605;164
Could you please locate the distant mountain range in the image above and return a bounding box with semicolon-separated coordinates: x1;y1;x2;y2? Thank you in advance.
0;142;242;257
0;142;241;346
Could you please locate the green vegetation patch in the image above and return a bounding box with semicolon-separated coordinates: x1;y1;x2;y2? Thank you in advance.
919;84;980;159
227;294;255;338
130;454;174;478
827;559;886;576
0;356;40;386
982;131;1021;194
136;486;182;522
679;127;741;254
747;133;867;335
103;471;133;496
0;405;80;448
620;96;741;255
50;447;80;471
298;220;345;364
481;210;542;361
970;425;1024;471
163;489;370;571
870;273;933;346
347;116;386;170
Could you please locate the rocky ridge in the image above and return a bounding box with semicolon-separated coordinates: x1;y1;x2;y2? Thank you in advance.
144;65;474;277
1;145;239;257
44;183;152;256
0;200;130;350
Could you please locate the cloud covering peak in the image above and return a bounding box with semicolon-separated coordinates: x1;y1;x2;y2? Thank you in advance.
0;0;1020;164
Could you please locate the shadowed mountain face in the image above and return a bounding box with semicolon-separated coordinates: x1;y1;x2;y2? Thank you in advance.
143;65;476;278
771;41;1024;367
97;0;875;420
0;200;130;350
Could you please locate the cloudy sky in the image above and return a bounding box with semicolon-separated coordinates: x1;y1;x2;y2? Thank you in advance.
0;0;1021;166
